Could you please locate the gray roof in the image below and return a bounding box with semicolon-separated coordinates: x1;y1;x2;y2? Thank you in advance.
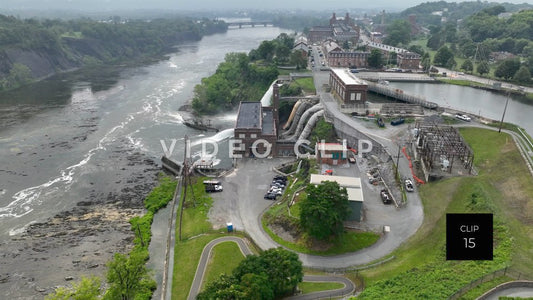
236;102;261;129
262;110;275;135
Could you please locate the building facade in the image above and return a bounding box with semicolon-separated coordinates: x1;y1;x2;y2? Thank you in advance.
329;68;368;104
327;51;369;68
315;143;348;165
308;13;360;43
233;102;277;158
397;51;421;70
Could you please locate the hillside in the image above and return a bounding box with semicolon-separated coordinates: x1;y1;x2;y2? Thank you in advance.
0;15;227;91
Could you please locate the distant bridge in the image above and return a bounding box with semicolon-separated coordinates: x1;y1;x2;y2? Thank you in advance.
226;21;274;28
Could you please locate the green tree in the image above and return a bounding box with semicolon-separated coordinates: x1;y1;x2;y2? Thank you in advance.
368;49;383;69
513;66;531;83
446;57;457;70
197;274;245;300
1;63;33;90
477;61;490;76
495;58;521;79
300;181;350;240
421;52;431;72
433;45;454;67
383;19;411;47
201;248;302;299
290;50;308;70
408;45;425;56
461;59;474;73
45;276;102;300
342;40;350;50
104;251;155;300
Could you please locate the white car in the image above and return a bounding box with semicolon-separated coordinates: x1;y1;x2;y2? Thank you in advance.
455;114;471;122
404;179;414;192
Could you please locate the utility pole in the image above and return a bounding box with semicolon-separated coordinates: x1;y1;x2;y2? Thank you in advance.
498;93;510;133
396;144;401;181
178;135;189;241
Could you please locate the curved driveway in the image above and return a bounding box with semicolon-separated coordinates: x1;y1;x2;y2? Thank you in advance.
187;236;355;300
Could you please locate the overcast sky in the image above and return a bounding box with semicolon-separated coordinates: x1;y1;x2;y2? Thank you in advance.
1;0;530;12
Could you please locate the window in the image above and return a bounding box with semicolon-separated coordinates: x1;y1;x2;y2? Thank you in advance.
356;93;361;100
350;92;356;101
239;134;245;138
251;134;257;138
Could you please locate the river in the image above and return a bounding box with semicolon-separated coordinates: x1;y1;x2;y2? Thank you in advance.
389;82;533;136
0;26;287;239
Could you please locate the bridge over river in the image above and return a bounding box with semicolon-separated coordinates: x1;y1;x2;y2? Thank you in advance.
226;21;274;28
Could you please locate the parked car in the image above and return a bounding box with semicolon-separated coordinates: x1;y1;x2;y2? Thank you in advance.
380;189;392;204
390;117;405;126
264;193;277;200
274;175;287;181
455;114;471;122
205;184;223;192
404;179;414;192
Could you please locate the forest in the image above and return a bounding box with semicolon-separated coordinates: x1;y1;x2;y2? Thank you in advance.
0;15;227;90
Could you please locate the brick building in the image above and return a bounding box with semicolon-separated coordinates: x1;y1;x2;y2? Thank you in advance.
233;102;277;158
315;143;348;165
329;68;368;104
308;12;360;43
397;51;421;70
327;51;369;68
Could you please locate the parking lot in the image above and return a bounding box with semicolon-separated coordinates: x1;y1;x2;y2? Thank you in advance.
208;158;292;249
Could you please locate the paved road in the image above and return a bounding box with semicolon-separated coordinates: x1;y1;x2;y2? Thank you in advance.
187;236;355;300
187;237;253;300
435;66;533;94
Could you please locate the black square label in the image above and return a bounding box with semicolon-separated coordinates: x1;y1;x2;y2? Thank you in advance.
446;213;493;260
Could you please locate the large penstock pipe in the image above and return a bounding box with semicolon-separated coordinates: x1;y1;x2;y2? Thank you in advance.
283;100;302;130
285;103;323;141
281;100;312;138
297;110;325;141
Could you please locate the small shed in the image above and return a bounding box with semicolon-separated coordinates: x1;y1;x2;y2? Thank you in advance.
346;188;363;221
310;174;364;222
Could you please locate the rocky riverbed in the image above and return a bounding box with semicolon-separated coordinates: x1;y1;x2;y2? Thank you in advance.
0;151;160;299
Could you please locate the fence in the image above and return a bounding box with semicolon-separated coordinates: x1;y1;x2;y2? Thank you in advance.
448;267;532;300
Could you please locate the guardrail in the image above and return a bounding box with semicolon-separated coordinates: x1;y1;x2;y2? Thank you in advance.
448;267;532;300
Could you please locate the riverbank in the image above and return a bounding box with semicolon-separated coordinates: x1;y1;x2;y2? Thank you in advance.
0;151;160;299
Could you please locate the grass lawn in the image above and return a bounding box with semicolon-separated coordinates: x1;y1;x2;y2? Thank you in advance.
201;241;246;289
177;176;212;240
298;281;345;294
172;233;227;300
353;128;533;299
263;216;380;256
293;77;316;94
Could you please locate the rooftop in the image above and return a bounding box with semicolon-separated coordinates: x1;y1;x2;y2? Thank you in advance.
347;187;364;202
330;68;367;86
262;109;275;135
235;102;261;129
310;174;361;188
317;143;346;152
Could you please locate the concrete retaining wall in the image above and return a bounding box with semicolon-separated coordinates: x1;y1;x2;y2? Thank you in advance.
478;281;533;300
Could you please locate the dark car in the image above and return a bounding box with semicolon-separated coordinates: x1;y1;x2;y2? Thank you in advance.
274;175;287;180
264;193;277;200
380;189;392;204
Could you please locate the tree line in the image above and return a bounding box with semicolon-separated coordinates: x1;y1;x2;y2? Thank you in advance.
0;14;227;91
427;6;533;83
191;33;307;115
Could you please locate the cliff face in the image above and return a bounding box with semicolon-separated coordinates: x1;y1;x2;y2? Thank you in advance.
1;47;78;79
0;33;203;82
